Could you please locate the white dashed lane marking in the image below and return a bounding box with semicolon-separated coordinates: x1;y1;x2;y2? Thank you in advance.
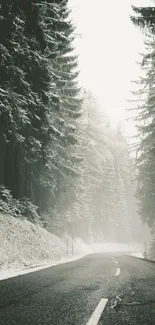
86;299;108;325
115;268;120;276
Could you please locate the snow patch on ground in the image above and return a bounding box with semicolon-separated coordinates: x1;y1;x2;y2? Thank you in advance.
130;252;144;258
0;213;89;281
90;242;130;253
90;242;144;259
0;255;87;281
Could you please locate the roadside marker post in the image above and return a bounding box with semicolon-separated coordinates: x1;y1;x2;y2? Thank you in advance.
67;237;69;255
72;233;74;256
144;241;147;259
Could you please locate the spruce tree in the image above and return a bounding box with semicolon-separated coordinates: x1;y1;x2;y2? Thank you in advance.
131;5;155;31
131;5;155;233
0;0;82;223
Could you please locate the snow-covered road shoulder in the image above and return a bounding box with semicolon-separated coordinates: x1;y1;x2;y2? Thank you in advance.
0;213;89;281
130;252;144;258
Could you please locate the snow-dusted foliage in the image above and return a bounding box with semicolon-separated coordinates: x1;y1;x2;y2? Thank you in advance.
0;1;138;243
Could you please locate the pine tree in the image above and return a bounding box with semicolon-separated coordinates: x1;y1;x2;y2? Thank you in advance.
39;0;83;218
0;0;82;224
0;0;50;206
135;48;155;231
131;5;155;32
130;6;155;234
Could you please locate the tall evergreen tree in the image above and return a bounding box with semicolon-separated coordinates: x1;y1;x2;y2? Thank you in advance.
131;6;155;234
0;0;82;223
39;0;82;214
131;5;155;31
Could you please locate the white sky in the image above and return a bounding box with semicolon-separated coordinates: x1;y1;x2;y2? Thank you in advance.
69;0;153;134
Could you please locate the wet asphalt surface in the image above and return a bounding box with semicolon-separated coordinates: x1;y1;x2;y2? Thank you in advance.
0;254;155;325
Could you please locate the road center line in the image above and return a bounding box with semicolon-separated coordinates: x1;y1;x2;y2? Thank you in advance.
86;298;108;325
115;268;120;276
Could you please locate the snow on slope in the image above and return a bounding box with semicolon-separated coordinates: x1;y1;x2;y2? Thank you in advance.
0;213;89;280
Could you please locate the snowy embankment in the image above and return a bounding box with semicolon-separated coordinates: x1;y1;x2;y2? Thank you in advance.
0;213;90;280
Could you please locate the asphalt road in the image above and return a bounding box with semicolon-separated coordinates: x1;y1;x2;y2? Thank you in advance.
0;254;155;325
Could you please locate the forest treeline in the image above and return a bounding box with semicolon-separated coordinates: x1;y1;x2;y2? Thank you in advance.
0;0;139;242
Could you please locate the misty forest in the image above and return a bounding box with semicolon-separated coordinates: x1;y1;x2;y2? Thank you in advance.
0;0;155;251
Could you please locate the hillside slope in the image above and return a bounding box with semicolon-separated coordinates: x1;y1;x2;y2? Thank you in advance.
0;214;88;276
